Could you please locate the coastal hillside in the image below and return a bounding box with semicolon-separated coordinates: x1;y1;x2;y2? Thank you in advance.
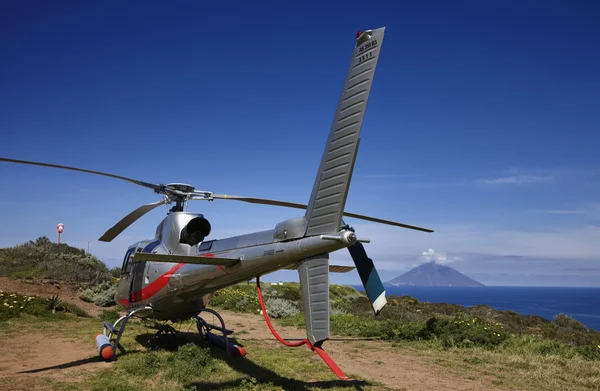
388;262;485;287
0;237;120;307
0;238;599;390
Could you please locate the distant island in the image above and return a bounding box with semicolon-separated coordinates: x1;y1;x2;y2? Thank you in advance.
387;262;485;287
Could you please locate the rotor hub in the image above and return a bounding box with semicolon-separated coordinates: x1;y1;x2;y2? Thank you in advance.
166;183;195;193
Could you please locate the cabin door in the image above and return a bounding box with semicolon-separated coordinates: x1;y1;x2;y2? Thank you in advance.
128;251;146;304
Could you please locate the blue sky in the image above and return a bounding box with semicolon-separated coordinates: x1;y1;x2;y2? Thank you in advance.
1;1;599;287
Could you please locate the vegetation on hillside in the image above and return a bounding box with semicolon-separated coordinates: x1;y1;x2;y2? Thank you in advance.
0;290;90;321
0;236;111;284
0;237;121;306
211;282;600;361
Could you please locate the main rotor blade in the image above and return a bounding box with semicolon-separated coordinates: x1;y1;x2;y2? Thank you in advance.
99;200;166;242
210;194;306;209
342;211;433;233
210;194;433;232
0;157;161;191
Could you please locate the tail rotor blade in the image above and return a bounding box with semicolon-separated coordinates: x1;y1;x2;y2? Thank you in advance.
347;242;387;315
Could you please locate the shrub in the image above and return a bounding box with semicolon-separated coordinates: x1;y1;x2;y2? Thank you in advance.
421;315;509;348
110;267;122;279
554;313;588;332
576;345;600;361
265;298;299;319
80;281;118;307
210;286;260;312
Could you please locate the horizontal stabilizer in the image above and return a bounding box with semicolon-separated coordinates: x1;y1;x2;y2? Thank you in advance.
133;253;240;267
282;264;355;273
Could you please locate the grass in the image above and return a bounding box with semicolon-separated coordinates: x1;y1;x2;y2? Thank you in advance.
1;290;599;390
392;338;600;390
1;313;381;391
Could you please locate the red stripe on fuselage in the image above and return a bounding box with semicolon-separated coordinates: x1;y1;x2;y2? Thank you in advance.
203;253;225;272
118;263;185;305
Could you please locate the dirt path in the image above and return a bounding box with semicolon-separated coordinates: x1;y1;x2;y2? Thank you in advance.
0;334;111;381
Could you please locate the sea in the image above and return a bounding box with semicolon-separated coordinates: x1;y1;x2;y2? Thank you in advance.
351;285;600;331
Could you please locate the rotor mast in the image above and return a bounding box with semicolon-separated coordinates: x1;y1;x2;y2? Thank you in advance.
164;183;196;213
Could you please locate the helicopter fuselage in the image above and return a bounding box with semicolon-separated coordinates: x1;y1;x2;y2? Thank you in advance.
117;211;354;321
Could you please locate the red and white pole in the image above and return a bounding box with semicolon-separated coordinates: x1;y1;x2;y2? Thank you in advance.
57;223;64;244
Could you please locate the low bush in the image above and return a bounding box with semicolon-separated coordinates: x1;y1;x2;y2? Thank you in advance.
80;281;118;307
420;315;509;348
210;285;260;313
554;313;588;332
265;298;299;319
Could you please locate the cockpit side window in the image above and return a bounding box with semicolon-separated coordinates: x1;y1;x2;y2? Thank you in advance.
121;248;135;275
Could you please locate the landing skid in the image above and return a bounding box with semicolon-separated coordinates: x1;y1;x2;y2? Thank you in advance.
95;306;245;361
97;305;153;360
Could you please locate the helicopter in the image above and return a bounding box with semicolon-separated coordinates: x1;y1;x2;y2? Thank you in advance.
0;27;433;380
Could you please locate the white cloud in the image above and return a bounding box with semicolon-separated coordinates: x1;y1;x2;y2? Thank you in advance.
421;248;449;264
536;209;584;215
362;174;418;179
419;248;462;265
482;175;554;185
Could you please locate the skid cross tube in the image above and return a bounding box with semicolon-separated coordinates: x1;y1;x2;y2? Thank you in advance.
255;276;351;381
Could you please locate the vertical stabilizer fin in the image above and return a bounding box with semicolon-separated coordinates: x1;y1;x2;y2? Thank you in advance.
305;28;386;236
298;253;330;345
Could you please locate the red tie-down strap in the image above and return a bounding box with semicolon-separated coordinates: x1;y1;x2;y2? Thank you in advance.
255;276;352;381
